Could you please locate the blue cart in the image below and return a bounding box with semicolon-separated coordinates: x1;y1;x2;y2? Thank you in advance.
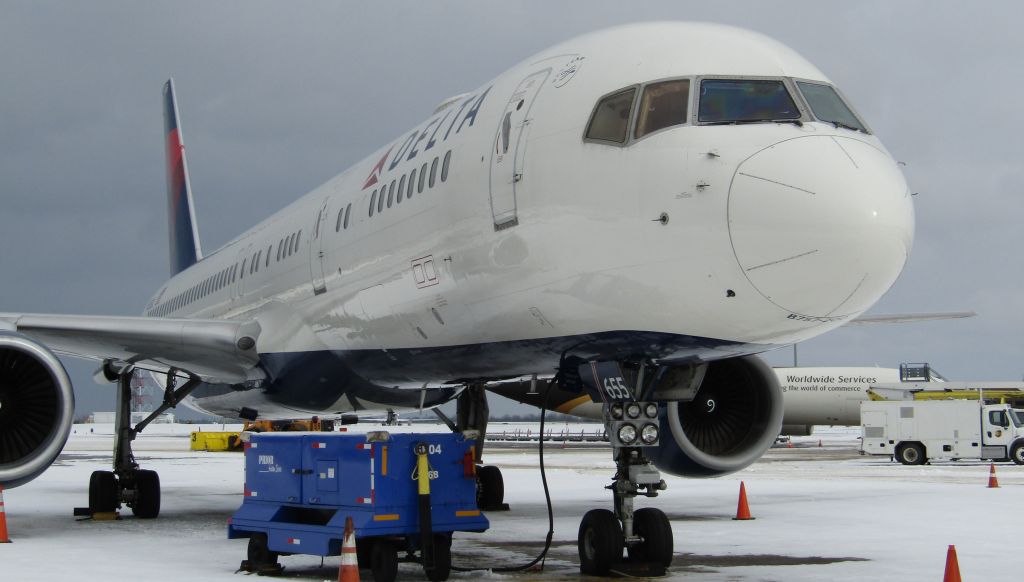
229;431;489;581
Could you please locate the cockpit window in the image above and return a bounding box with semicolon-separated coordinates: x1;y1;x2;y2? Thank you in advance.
585;87;636;143
698;79;800;123
796;81;868;133
635;79;689;139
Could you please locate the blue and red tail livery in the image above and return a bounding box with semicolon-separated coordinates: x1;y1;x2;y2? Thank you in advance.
163;78;202;276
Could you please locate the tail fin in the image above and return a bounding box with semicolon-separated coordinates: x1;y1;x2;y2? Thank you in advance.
163;78;202;276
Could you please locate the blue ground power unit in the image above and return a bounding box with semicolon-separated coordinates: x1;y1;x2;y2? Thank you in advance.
229;430;489;580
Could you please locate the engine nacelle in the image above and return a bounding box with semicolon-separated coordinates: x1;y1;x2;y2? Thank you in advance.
651;355;783;477
0;333;75;488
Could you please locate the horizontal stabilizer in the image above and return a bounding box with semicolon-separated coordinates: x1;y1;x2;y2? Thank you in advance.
845;311;976;326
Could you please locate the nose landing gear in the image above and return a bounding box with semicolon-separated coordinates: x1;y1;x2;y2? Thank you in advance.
575;362;674;576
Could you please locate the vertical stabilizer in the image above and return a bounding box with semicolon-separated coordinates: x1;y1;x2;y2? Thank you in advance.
163;78;202;276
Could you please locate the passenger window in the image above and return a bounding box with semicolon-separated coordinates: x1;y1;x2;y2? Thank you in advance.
397;175;406;203
796;81;867;132
698;79;799;123
344;203;351;229
277;239;283;261
241;259;247;279
635;80;690;138
387;180;395;208
377;187;386;213
408;169;417;199
585;87;636;143
429;157;438;187
369;189;377;217
255;251;262;272
266;246;272;267
418;163;427;192
991;411;1009;428
336;207;344;231
295;230;301;253
441;150;451;182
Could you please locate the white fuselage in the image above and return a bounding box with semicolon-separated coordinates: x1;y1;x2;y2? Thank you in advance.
777;367;901;426
141;23;914;416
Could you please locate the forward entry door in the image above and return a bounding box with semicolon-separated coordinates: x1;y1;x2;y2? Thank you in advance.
489;69;550;230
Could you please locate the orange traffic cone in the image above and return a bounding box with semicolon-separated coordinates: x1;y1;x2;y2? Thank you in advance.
942;545;962;582
987;463;1000;488
337;516;359;582
0;485;11;542
786;440;794;448
733;481;754;520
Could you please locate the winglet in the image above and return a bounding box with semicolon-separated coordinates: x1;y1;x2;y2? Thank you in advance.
163;78;203;276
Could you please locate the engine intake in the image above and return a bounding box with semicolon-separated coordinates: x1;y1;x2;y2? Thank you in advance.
0;333;75;488
651;355;782;477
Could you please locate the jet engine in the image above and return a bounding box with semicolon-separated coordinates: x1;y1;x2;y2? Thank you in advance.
0;333;75;488
651;355;782;477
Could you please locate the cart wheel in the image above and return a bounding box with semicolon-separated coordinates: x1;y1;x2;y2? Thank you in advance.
425;534;452;582
578;508;624;575
132;469;161;519
371;540;398;582
627;507;674;567
247;533;279;569
88;470;118;513
356;537;375;569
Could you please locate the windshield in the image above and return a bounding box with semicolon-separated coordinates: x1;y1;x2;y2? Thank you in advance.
698;79;800;123
1011;410;1024;428
796;81;868;132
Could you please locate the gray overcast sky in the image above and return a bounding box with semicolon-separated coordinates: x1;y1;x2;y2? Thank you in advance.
1;1;1022;418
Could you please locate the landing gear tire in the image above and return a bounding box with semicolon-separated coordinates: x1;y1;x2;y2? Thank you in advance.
247;533;280;570
424;533;452;582
578;508;624;575
132;469;161;519
1011;441;1024;466
88;470;118;513
896;442;926;466
627;507;674;567
476;465;504;509
371;540;399;582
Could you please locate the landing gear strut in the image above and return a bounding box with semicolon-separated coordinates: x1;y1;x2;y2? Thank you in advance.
576;364;673;576
87;367;200;518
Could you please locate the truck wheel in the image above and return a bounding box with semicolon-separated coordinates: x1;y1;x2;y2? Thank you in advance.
371;540;398;582
356;537;374;569
896;442;926;465
1011;441;1024;466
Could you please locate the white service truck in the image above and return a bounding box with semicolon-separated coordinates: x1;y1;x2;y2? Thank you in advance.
861;400;1024;465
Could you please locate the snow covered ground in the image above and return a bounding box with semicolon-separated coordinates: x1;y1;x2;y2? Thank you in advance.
2;425;1021;581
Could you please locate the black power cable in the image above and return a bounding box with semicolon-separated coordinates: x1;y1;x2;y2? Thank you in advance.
453;343;591;573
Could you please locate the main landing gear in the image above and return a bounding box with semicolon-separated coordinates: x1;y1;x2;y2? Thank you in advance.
577;393;673;576
86;367;200;519
434;385;507;511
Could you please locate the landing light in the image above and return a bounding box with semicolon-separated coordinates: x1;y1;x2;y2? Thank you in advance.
617;424;638;445
625;403;642;419
610;404;624;420
644;403;658;418
640;423;659;445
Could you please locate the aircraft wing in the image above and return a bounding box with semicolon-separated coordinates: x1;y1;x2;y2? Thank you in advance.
0;313;261;383
844;311;976;325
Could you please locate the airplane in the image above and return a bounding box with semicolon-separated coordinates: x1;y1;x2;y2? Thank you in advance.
0;22;914;574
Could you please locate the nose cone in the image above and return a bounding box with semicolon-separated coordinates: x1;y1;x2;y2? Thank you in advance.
728;135;914;318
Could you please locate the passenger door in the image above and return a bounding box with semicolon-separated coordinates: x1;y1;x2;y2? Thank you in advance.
309;198;330;296
488;69;550;230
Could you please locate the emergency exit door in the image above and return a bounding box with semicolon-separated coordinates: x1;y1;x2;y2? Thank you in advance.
488;69;550;230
